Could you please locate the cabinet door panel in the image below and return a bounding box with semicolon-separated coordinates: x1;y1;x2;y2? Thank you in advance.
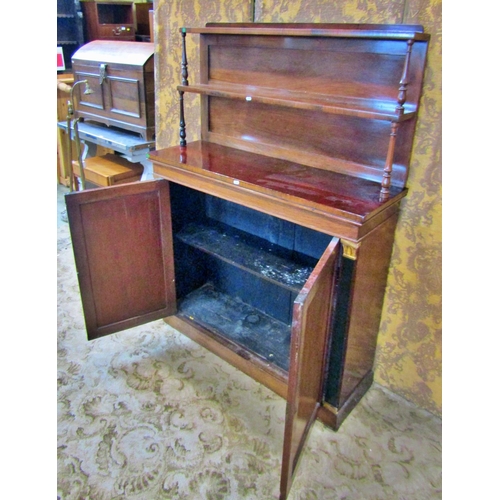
108;76;141;118
74;72;105;110
65;179;176;340
280;237;340;499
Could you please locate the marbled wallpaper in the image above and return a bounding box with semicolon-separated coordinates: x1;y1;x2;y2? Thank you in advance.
154;0;442;416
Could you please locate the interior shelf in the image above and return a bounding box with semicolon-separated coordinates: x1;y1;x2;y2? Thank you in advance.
178;83;417;121
176;221;317;293
178;283;291;372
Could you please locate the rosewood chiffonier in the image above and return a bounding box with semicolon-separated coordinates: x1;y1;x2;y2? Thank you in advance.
65;23;429;499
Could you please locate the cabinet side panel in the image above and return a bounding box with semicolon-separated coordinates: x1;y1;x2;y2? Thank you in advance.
339;212;399;405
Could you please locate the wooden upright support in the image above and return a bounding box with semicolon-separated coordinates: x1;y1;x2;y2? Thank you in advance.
179;28;189;147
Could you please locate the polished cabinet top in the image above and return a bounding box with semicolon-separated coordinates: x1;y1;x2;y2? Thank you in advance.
149;141;406;223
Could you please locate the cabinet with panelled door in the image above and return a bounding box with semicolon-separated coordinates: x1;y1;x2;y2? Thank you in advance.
81;0;135;42
65;23;430;499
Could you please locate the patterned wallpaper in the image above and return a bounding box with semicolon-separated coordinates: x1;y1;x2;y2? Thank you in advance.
154;0;442;416
154;0;253;146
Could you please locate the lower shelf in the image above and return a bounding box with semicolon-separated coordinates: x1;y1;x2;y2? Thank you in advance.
177;283;291;372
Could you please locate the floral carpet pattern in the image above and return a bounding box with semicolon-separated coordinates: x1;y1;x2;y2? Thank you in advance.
57;223;441;499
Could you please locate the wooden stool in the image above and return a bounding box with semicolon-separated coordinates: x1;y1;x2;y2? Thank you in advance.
73;154;143;189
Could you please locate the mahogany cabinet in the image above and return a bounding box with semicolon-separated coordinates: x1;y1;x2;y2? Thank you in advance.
65;24;429;499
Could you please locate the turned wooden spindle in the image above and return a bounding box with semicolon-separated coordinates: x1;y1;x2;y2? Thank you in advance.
179;28;189;147
396;39;414;115
379;122;399;202
179;90;187;147
181;28;189;86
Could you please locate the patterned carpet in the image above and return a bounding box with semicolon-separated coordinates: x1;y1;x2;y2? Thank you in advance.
57;221;441;500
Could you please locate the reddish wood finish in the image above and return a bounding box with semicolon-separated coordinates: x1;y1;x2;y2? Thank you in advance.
65;180;176;339
337;214;400;406
65;23;429;500
317;372;374;430
151;151;402;241
280;238;340;499
149;141;404;223
189;23;430;40
81;1;135;42
187;24;429;194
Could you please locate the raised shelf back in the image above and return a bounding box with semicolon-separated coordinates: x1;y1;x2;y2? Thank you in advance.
182;24;429;189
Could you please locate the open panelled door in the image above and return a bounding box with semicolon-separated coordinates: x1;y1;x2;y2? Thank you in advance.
66;177;341;499
65;179;176;340
280;237;341;499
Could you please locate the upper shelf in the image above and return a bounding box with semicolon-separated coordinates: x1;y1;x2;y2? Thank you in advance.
179;23;429;124
183;23;430;41
177;82;417;122
175;23;430;202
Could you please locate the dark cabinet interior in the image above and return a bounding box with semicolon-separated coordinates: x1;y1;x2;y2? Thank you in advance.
169;182;334;375
95;2;132;24
135;2;153;41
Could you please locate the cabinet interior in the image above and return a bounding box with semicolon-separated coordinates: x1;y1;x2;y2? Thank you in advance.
169;182;332;375
96;3;133;25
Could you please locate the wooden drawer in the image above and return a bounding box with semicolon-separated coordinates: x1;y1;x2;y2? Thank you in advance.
73;154;143;187
97;24;135;39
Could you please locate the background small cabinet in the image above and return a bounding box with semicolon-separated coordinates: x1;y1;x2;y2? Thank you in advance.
81;1;135;42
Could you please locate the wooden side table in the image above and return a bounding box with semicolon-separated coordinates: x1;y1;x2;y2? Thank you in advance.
57;120;155;189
